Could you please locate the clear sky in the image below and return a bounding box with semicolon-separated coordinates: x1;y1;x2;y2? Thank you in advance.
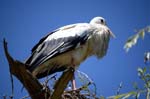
0;0;150;98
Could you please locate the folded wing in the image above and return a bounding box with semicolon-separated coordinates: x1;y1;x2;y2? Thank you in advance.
25;23;92;72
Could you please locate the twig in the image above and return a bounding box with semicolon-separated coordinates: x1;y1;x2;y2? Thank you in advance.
3;95;7;99
20;95;30;99
10;68;14;99
116;82;123;95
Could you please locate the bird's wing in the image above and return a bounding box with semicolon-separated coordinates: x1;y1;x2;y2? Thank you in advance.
25;23;92;71
31;24;77;53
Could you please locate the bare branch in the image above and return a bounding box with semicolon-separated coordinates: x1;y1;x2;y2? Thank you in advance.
51;68;74;99
3;39;50;99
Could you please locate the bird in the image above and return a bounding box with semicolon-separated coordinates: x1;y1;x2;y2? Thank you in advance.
25;16;115;90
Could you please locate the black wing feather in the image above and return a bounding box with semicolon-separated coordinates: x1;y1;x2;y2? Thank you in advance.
25;33;90;72
31;30;57;53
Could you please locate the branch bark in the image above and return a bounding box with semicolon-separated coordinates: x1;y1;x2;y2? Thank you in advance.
3;39;50;99
3;39;74;99
51;68;74;99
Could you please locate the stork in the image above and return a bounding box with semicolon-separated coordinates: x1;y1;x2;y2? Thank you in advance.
25;16;115;90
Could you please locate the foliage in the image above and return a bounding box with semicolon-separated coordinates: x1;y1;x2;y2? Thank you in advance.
102;26;150;99
110;26;150;99
138;67;150;99
107;67;150;99
144;52;150;63
124;26;150;52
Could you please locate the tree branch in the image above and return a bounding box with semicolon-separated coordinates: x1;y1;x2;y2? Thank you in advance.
3;38;75;99
3;39;50;99
51;68;74;99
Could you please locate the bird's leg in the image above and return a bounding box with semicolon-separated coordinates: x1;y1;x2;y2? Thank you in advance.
71;74;76;90
71;57;77;90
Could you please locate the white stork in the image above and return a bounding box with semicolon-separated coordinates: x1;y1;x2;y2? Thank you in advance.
25;16;115;90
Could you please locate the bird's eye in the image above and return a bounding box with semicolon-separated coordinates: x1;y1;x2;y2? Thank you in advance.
100;19;104;23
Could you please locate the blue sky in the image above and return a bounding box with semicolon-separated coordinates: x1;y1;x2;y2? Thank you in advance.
0;0;150;98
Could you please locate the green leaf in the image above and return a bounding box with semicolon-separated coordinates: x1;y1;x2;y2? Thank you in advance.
145;52;150;63
147;82;150;87
145;74;150;79
100;96;105;99
122;93;131;99
124;26;150;52
147;26;150;33
138;68;143;75
143;67;147;74
139;30;145;39
147;89;150;99
124;34;139;52
108;91;136;99
135;92;140;99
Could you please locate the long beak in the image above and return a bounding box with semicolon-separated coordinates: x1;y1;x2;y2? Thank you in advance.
105;23;116;38
109;30;116;38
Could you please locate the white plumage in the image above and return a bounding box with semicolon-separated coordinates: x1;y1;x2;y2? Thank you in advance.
25;17;114;88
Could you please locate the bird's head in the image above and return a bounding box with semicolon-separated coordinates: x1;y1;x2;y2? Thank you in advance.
90;16;116;38
90;17;106;25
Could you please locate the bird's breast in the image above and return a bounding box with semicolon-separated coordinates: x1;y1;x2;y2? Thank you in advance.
71;45;89;66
